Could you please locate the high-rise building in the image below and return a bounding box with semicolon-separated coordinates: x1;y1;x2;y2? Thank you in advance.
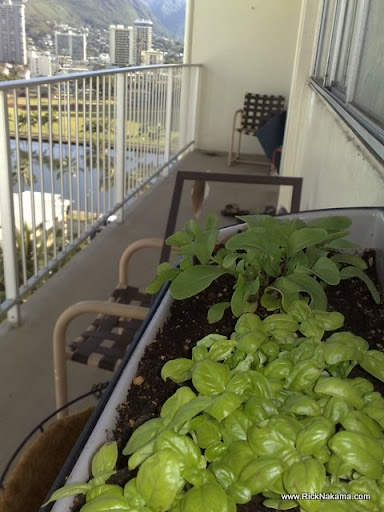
55;31;87;61
28;49;52;77
141;49;164;66
133;20;152;66
0;0;27;65
109;24;134;67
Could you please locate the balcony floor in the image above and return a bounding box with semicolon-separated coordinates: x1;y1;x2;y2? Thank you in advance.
0;149;279;479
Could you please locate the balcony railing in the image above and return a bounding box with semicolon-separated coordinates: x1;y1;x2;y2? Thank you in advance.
0;64;201;324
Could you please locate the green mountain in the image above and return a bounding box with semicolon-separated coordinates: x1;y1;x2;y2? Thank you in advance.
25;0;170;37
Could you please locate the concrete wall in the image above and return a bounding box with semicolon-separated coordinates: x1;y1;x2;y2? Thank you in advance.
280;0;384;210
188;0;302;153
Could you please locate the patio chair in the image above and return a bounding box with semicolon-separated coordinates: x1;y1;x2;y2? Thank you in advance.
228;93;286;167
53;238;163;417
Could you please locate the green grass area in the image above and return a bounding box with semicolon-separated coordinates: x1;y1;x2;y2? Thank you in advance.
7;102;178;152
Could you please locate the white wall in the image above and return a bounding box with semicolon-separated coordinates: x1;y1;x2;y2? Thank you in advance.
280;0;384;210
189;0;302;153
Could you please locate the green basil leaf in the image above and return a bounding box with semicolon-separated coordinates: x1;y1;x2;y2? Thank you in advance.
263;313;299;334
192;360;231;395
154;431;201;470
136;449;183;511
323;342;361;365
80;496;131;512
123;418;164;455
181;482;234;512
86;484;123;503
207;302;231;324
123;478;145;507
329;431;384;479
43;483;91;505
312;310;344;330
360;350;384;382
204;392;243;421
91;441;118;479
208;339;237;361
296;417;335;455
161;358;194;383
161;387;197;425
314;377;364;410
239;457;285;495
170;265;226;299
193;415;221;448
234;313;264;334
127;440;155;470
221;410;250;444
282;395;321;417
169;396;214;430
287;300;311;322
197;334;227;348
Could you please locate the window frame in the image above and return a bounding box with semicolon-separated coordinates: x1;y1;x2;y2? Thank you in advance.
311;0;384;160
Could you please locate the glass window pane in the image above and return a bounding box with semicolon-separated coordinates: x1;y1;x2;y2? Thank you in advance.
353;0;384;126
316;0;337;80
332;0;357;92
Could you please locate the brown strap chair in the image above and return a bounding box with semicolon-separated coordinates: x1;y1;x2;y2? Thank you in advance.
53;238;163;417
228;93;285;166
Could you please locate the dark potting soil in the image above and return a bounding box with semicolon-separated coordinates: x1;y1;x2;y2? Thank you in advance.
110;251;383;511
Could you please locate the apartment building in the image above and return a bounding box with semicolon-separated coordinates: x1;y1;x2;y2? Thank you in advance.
109;24;134;67
0;0;27;65
55;30;87;61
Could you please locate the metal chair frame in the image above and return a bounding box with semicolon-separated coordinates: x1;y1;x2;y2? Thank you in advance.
53;238;163;417
228;93;285;166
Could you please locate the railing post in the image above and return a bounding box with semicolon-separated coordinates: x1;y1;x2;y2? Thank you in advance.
114;73;126;222
0;90;20;325
164;68;174;169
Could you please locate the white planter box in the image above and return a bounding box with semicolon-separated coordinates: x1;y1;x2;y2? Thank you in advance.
49;207;384;512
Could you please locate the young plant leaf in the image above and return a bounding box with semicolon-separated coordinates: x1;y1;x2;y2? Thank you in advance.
161;387;197;425
339;266;381;304
166;231;193;247
136;450;183;511
146;263;181;294
161;358;194;383
208;302;230;324
309;256;340;285
286;227;327;258
360;351;384;382
168;396;214;430
91;441;118;479
192;360;231;395
42;483;91;505
285;273;328;310
330;253;368;269
170;265;226;299
123;418;164;455
307;216;352;231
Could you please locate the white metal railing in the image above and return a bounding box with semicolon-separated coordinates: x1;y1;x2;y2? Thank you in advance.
0;64;201;324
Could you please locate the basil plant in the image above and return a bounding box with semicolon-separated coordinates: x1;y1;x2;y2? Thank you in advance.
46;304;384;512
147;215;380;323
